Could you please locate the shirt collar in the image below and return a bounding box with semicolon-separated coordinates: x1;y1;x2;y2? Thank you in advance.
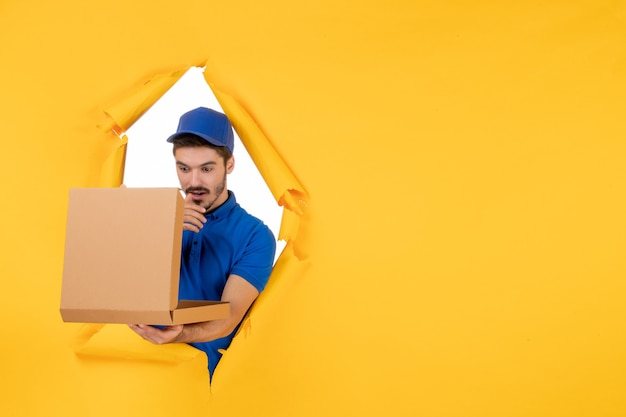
205;190;237;220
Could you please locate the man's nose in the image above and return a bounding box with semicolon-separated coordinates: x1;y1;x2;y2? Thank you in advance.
189;170;202;186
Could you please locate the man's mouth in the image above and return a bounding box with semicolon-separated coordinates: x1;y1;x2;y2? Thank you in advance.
186;188;209;200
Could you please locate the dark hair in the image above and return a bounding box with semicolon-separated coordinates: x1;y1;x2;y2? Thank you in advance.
171;134;233;163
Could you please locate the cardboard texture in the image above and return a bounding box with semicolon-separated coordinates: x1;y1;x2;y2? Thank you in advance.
60;187;229;325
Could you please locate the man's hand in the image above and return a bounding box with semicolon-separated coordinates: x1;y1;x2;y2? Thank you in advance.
183;193;206;232
128;324;184;344
128;275;260;346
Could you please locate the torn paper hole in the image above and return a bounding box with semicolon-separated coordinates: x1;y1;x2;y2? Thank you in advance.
123;67;286;262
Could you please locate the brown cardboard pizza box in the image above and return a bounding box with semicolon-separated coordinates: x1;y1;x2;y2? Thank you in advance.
60;187;229;325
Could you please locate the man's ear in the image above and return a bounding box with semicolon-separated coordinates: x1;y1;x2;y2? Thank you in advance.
226;156;235;174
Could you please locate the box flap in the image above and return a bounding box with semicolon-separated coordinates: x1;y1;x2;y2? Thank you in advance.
171;300;230;325
60;302;230;325
60;308;176;325
60;188;184;317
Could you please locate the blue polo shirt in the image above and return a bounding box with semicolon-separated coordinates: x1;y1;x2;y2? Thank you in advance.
178;191;276;376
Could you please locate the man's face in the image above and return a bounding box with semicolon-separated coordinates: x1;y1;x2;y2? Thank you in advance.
174;146;234;212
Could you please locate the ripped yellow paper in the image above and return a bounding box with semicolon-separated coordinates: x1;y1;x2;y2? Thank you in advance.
2;1;626;417
99;67;190;132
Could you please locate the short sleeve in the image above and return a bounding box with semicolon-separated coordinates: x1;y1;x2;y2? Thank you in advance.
231;222;276;292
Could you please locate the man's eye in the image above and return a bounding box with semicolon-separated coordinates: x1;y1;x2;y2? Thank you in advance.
178;166;189;173
202;167;212;172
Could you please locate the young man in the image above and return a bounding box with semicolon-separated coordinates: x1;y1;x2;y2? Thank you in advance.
129;107;276;377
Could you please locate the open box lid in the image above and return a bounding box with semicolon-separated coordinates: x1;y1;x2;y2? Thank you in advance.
60;187;229;325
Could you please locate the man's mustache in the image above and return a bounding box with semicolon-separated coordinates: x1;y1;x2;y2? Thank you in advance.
185;187;210;194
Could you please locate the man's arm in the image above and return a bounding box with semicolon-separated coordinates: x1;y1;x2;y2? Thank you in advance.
129;274;259;344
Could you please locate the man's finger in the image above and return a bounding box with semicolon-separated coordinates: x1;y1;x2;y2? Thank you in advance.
184;208;206;223
183;222;201;232
184;206;206;217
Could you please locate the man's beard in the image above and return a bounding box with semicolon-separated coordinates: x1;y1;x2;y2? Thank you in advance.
185;174;227;212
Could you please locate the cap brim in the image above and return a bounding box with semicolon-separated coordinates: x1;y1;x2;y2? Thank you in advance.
166;131;229;150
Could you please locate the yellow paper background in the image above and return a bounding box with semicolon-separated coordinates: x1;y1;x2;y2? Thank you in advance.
1;1;625;416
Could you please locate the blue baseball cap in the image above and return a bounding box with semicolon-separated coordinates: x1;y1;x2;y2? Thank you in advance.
166;107;234;153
